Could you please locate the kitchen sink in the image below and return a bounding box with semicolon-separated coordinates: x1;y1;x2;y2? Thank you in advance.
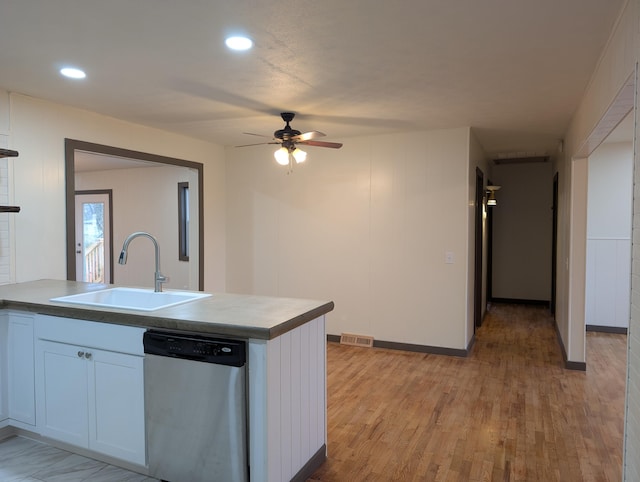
50;287;211;311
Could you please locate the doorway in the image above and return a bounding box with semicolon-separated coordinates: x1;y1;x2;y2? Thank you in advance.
64;139;205;290
75;190;113;283
551;173;558;316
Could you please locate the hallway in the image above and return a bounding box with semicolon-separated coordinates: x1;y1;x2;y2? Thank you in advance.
310;303;626;481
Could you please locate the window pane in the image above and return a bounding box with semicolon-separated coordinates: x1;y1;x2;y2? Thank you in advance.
82;202;105;282
178;182;189;261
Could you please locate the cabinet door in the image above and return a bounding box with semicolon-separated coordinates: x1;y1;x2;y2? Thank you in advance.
88;349;145;466
8;313;35;426
0;313;7;423
37;340;89;448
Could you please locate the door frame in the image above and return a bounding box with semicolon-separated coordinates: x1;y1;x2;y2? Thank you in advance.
551;172;558;316
75;190;114;284
486;194;494;302
474;167;484;329
64;139;205;290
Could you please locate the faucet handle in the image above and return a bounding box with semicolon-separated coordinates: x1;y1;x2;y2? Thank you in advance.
154;272;169;292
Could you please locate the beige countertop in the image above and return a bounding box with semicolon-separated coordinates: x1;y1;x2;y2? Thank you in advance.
0;279;334;340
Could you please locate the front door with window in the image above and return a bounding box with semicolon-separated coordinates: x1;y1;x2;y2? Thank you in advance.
75;192;112;283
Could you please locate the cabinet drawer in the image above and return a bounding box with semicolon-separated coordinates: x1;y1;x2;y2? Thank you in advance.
35;315;145;356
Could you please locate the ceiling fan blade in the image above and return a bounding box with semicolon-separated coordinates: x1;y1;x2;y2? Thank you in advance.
235;141;280;148
242;132;272;138
292;131;326;142
298;140;343;149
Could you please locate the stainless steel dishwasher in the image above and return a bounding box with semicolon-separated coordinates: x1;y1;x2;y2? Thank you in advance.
143;330;248;482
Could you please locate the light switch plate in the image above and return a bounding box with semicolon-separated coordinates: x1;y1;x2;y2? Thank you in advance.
445;251;454;264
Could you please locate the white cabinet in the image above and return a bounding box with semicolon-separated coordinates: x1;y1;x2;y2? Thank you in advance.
0;312;7;424
89;347;144;463
0;311;35;428
39;340;88;446
35;315;146;466
8;312;35;427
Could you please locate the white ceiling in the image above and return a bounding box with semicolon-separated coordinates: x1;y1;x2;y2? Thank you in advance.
0;1;626;160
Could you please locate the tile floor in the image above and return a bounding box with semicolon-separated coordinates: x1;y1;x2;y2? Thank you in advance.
0;436;158;482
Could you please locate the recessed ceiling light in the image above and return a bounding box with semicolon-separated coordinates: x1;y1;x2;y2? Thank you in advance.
60;67;86;79
225;36;253;51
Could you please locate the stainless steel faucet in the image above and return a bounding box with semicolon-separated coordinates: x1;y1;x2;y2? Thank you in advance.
118;231;168;292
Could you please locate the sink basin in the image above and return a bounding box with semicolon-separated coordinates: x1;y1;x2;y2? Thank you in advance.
50;287;211;312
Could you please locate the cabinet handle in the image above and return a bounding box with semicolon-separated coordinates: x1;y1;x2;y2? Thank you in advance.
84;352;92;360
77;351;85;358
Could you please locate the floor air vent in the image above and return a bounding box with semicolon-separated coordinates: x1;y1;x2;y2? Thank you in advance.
340;333;374;348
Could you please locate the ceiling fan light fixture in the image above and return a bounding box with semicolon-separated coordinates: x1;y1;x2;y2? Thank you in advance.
238;112;343;171
274;147;290;165
486;185;501;206
225;36;253;51
292;148;307;163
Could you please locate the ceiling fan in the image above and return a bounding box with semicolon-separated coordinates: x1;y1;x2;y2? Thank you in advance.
237;112;343;167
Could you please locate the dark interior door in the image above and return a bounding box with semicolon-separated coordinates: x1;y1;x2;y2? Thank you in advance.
474;168;484;329
551;172;558;316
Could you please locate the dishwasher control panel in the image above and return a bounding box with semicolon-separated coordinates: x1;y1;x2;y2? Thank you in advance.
143;330;246;367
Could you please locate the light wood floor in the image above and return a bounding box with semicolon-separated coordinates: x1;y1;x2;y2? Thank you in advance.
310;303;627;482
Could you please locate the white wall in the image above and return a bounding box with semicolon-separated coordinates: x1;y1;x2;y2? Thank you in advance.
226;128;472;350
7;93;226;291
76;165;199;290
629;78;640;480
588;142;633;239
491;162;553;301
556;0;640;478
0;91;14;285
586;141;632;328
558;0;637;365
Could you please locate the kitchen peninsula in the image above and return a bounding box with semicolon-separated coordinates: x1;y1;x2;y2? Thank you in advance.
0;279;334;482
